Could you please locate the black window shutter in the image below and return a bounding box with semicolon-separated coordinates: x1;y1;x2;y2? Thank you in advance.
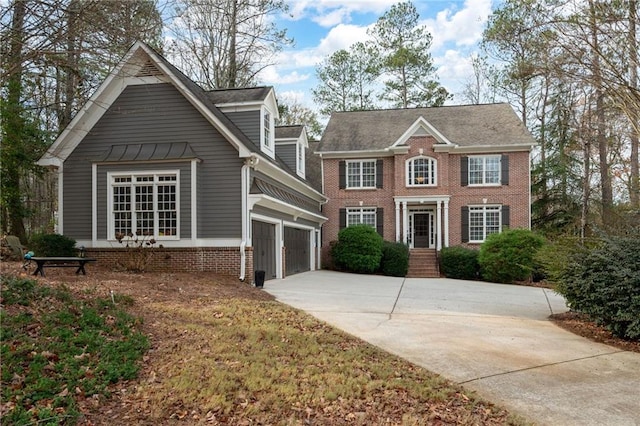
339;208;346;229
501;154;509;185
502;205;510;229
376;208;384;236
461;206;469;243
461;156;468;186
376;159;383;188
339;161;346;189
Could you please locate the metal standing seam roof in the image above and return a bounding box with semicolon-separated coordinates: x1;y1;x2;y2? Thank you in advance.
318;104;536;152
95;142;198;162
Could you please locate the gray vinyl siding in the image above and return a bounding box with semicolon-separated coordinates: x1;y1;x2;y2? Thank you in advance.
225;111;260;146
96;163;191;239
275;143;296;172
63;83;243;240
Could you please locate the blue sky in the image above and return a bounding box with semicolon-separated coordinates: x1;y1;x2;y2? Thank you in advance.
260;0;499;110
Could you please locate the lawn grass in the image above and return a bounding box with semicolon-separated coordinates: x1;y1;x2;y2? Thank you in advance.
0;274;148;424
1;271;527;425
135;300;526;424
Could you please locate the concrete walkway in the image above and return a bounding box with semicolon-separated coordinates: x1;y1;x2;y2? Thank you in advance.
264;270;640;426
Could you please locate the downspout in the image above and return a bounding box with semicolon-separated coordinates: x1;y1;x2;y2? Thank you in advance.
240;161;249;281
240;155;258;281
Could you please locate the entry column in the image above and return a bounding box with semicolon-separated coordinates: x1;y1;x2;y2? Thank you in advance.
436;200;442;250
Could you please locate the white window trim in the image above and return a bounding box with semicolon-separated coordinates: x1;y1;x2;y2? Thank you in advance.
346;207;377;228
406;155;437;187
297;143;305;178
261;105;275;158
346;159;376;189
107;170;180;241
468;155;501;187
468;204;502;243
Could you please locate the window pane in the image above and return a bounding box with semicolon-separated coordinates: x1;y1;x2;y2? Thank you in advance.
485;156;500;184
347;162;361;188
362;161;376;187
113;186;131;236
469;157;483;185
347;208;376;228
410;158;435;185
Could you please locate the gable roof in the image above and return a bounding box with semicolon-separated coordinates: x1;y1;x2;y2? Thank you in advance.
318;104;535;153
37;41;325;202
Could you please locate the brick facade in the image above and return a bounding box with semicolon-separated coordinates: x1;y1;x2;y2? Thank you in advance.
86;247;254;280
321;135;531;262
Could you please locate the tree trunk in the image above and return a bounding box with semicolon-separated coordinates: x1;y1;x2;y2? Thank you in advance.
227;0;238;88
1;0;28;241
590;0;613;227
629;0;639;208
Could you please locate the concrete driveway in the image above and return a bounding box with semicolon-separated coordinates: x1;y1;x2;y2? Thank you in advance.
264;270;640;426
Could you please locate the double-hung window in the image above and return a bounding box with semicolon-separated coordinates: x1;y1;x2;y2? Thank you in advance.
346;160;376;189
347;207;377;228
110;172;179;240
468;205;501;242
469;155;501;185
407;156;437;186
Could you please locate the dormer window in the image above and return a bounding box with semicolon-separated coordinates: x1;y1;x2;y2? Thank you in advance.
261;107;274;156
406;156;437;186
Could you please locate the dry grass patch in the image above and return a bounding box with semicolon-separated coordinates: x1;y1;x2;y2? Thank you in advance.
0;263;526;425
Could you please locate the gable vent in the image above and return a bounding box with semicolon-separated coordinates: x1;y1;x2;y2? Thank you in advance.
135;60;162;77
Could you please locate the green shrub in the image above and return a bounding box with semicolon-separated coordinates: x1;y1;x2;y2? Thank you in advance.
29;233;77;257
557;236;640;340
440;246;479;280
478;229;546;284
379;241;409;277
331;225;383;274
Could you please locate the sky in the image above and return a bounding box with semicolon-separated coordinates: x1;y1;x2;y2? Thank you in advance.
260;0;499;110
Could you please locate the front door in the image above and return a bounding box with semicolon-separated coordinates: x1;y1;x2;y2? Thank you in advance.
413;213;430;248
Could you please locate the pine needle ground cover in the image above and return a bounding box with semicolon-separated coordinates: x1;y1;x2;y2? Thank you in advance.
0;264;525;425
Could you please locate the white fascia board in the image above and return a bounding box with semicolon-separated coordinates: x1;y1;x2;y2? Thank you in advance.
394;195;451;203
392;116;453;147
434;144;534;154
218;103;262;113
275;139;297;145
249;194;328;224
251;154;327;203
264;88;280;120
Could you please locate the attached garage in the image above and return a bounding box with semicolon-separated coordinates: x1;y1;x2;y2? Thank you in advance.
284;227;311;276
252;221;276;281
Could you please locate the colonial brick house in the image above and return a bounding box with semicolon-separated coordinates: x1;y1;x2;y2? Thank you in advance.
317;105;536;276
37;42;326;281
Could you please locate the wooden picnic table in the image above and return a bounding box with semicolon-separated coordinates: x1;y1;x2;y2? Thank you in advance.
30;257;97;277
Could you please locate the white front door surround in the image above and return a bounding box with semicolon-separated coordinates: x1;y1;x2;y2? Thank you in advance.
394;196;450;250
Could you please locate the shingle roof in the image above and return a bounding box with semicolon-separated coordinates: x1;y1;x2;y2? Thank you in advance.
275;125;304;140
206;86;272;104
305;141;322;192
318;104;535;152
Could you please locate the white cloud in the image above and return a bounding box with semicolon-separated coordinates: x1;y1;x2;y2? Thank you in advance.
285;0;396;27
423;0;493;51
260;68;311;85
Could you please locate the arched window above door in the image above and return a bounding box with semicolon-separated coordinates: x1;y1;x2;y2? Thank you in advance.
406;156;437;187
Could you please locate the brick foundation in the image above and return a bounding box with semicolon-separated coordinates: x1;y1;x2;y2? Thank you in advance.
86;246;254;280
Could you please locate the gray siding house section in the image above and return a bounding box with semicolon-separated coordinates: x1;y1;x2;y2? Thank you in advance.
275;144;296;172
225;111;261;147
63;83;243;240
